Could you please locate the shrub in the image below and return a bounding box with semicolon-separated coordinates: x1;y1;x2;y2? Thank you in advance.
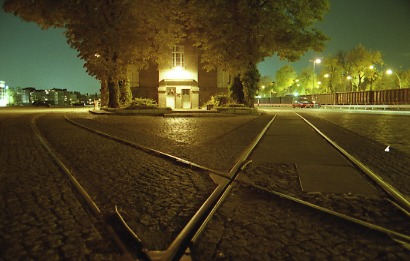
127;98;158;109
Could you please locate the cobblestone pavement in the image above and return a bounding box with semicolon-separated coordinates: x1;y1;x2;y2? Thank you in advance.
192;184;409;260
1;107;409;260
296;110;410;197
0;111;121;260
66;112;271;172
35;113;218;250
303;110;410;156
191;110;410;260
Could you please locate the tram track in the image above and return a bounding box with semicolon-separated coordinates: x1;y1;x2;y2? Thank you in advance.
31;113;275;259
32;111;410;260
295;112;410;214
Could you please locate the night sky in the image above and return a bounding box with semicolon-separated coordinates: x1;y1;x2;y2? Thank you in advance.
1;0;409;93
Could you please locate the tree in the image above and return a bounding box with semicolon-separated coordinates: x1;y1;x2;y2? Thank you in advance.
399;69;410;88
297;68;314;95
336;45;383;91
188;0;329;106
230;76;245;104
319;55;345;93
240;63;261;107
3;0;183;108
274;65;297;96
258;75;275;97
5;0;329;108
119;77;132;106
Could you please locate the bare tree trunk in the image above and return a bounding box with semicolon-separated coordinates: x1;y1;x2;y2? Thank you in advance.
108;77;120;108
100;79;109;107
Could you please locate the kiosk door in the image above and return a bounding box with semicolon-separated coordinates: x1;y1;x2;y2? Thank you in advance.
166;87;176;108
182;89;191;109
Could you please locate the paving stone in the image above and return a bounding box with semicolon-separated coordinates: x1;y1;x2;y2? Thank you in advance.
2;109;409;259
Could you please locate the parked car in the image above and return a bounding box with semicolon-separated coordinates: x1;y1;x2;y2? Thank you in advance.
72;102;85;107
292;97;320;108
32;100;51;107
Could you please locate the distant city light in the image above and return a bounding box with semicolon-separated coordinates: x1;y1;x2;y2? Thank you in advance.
0;81;9;107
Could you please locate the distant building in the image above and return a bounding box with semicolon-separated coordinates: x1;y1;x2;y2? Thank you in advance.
130;40;230;109
20;87;35;105
2;87;97;106
0;81;7;106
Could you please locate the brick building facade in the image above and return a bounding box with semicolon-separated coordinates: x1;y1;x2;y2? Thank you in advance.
130;40;230;109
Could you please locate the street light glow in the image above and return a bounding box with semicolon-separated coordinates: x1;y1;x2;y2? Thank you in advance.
386;69;402;88
311;58;322;94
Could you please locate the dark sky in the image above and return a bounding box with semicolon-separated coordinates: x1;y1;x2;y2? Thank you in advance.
1;0;409;93
259;0;410;79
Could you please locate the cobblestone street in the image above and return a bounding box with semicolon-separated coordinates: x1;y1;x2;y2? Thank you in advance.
0;112;121;260
1;107;409;260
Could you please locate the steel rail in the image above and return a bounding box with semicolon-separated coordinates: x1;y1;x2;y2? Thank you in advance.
64;112;277;260
64;115;228;177
247;183;410;243
31;114;135;260
33;112;410;259
295;112;410;213
215;111;410;246
141;114;277;260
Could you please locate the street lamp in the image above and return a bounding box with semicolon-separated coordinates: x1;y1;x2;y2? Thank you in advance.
368;65;376;91
311;58;321;94
386;69;402;88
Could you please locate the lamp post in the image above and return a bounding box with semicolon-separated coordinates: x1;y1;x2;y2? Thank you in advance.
347;76;353;92
386;69;402;88
369;65;376;91
323;74;330;93
311;58;321;94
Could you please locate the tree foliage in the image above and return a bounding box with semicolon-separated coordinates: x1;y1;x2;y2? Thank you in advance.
230;76;245;104
274;44;399;95
240;63;261;107
274;65;297;96
4;0;330;107
336;44;383;91
188;0;329;75
188;0;329;107
3;0;183;108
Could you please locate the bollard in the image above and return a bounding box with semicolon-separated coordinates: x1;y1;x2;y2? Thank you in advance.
94;99;99;110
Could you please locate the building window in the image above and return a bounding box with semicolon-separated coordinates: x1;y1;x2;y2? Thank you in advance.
217;69;230;88
172;45;184;67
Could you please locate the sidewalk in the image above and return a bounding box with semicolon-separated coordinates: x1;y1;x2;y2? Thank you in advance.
248;112;379;195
